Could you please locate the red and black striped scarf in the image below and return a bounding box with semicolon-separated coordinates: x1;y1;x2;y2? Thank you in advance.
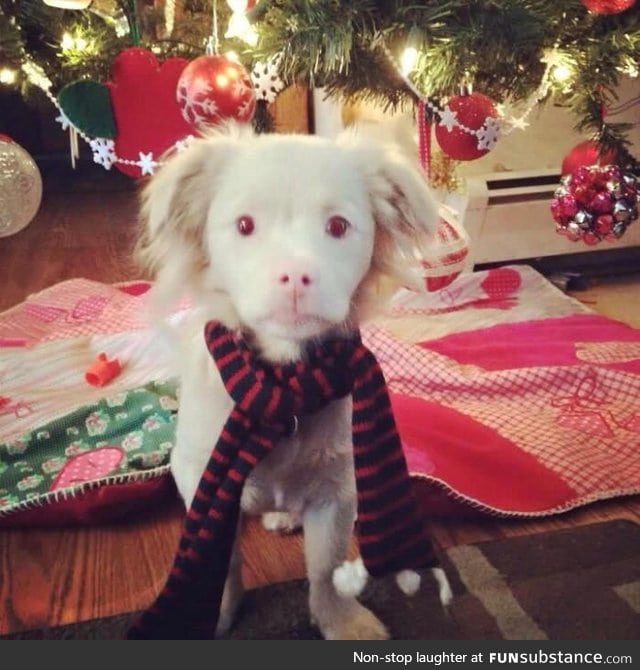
128;321;438;639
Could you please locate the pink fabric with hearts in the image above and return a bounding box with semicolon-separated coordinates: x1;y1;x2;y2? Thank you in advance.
0;279;153;346
50;447;124;491
363;313;640;516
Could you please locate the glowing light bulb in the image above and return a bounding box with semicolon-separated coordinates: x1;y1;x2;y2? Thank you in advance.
619;57;639;78
226;0;248;11
61;32;75;51
400;46;419;76
225;13;258;45
0;68;17;85
43;1;91;8
543;48;576;89
551;64;573;83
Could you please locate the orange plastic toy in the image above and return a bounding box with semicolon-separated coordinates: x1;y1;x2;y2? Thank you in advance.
85;353;122;386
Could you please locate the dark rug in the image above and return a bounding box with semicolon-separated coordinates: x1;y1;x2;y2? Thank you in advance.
4;520;639;640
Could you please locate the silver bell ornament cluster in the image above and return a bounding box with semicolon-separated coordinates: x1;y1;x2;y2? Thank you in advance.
551;164;639;245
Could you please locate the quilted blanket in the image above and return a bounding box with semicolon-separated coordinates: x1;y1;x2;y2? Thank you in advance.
0;280;182;524
1;266;639;524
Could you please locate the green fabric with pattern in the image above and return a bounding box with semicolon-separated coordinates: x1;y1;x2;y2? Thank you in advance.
0;380;179;515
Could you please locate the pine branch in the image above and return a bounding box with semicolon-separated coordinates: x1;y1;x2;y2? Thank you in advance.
3;0;638;167
253;0;639;162
0;4;25;66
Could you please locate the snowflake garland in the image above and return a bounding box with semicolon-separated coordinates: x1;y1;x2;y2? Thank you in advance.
22;56;283;177
382;43;562;156
61;111;194;175
382;45;502;153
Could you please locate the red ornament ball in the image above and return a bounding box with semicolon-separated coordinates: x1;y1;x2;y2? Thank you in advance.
435;92;499;161
551;164;639;245
561;140;617;176
177;54;256;128
581;0;636;14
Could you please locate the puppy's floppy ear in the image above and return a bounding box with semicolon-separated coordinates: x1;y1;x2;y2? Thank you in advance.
136;125;247;306
339;129;441;290
137;135;236;275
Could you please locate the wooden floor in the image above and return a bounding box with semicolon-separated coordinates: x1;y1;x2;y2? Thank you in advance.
1;181;639;636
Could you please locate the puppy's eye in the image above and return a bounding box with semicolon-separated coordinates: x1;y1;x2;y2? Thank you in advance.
236;215;255;236
326;216;350;239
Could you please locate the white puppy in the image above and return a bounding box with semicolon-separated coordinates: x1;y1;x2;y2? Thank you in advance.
138;122;440;640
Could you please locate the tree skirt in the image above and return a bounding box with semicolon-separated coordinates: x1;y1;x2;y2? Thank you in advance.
1;266;639;525
4;520;638;639
0;280;181;525
365;312;640;517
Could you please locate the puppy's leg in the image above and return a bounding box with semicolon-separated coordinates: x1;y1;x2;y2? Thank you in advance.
170;332;232;507
303;499;389;640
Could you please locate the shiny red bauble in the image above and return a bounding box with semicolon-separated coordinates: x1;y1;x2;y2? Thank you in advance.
177;54;256;128
561;140;616;176
435;92;498;161
581;0;636;14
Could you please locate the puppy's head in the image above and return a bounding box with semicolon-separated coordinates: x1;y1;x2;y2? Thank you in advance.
138;123;440;348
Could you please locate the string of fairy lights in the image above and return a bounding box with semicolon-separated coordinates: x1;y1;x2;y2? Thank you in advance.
385;40;598;153
4;1;638;175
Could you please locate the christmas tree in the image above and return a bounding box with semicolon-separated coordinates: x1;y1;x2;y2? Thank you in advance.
1;0;638;169
251;0;640;168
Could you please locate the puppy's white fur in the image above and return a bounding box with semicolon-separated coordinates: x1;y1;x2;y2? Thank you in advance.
138;122;440;640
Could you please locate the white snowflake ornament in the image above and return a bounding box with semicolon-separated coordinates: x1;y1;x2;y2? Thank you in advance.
438;105;458;132
55;110;72;132
89;138;116;170
251;56;285;104
476;116;502;152
174;136;194;153
137;151;158;176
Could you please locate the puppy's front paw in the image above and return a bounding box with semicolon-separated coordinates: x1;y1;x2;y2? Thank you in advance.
323;602;389;641
261;511;302;534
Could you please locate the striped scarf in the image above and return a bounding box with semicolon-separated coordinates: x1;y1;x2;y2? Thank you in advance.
128;321;438;639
